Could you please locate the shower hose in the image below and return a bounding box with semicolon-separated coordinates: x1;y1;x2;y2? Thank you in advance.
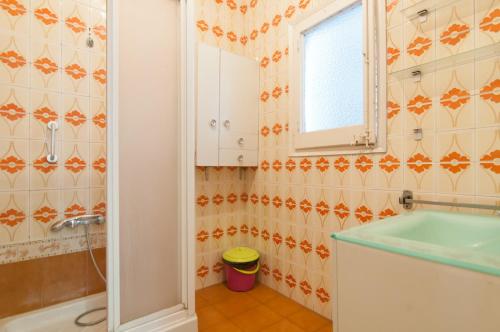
74;224;107;327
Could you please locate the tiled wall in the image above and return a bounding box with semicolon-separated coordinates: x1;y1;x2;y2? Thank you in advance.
0;0;106;261
0;0;106;316
195;0;259;289
195;0;499;319
195;166;251;288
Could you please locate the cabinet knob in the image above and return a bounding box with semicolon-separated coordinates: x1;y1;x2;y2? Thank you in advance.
224;120;230;129
238;138;244;146
209;119;217;128
238;155;244;162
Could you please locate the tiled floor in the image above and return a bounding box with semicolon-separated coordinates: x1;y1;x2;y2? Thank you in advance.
196;283;333;332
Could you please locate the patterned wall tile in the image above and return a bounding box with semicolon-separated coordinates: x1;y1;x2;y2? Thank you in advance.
0;0;106;264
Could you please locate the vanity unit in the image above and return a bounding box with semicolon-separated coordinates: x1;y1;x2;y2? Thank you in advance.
196;43;259;167
332;210;500;332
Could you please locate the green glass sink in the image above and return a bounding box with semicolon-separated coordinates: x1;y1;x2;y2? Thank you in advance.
332;210;500;276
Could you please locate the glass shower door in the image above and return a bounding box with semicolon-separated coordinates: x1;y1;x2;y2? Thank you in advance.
118;0;181;324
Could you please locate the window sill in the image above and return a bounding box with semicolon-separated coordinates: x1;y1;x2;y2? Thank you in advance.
288;143;387;157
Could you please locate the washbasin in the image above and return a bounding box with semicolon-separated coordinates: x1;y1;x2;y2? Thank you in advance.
368;211;500;250
332;210;500;276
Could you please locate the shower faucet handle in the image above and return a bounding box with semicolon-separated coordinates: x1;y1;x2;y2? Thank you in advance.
51;214;105;232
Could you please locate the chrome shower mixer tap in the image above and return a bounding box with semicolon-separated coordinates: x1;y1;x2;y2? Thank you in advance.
51;215;105;232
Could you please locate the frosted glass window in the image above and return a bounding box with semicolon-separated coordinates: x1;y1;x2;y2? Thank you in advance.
302;2;364;133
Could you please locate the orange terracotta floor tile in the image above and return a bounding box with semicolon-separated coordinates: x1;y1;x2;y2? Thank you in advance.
230;305;282;332
315;325;334;332
214;293;260;318
246;283;279;303
197;306;227;331
196;283;332;332
287;308;332;332
197;283;235;304
196;294;211;311
264;294;303;316
200;320;243;332
260;319;306;332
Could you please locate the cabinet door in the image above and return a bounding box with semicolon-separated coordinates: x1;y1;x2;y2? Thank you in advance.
196;43;220;166
219;50;259;135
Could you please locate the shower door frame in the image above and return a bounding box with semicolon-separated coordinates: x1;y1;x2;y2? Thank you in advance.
105;0;197;331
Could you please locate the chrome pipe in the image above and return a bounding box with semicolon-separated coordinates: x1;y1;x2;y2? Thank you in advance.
51;215;105;232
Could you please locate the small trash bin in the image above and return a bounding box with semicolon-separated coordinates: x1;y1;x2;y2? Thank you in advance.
222;247;260;292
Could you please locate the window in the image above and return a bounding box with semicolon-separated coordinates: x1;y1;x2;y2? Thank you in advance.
303;3;364;133
289;0;386;155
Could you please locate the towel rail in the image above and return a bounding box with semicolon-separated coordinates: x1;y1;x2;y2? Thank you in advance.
399;190;500;211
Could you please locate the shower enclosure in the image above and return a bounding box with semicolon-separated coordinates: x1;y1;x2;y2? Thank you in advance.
0;0;197;331
0;0;108;329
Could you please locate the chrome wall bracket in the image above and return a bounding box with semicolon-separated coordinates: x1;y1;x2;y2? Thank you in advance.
399;190;414;209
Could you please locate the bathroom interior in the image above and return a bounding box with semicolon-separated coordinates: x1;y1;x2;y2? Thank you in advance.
0;0;498;331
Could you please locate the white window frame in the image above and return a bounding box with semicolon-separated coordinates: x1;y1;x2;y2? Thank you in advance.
288;0;386;156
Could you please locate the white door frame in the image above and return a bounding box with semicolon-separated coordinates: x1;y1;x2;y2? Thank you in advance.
106;0;197;331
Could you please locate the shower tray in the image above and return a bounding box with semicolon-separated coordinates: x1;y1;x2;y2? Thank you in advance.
0;293;106;332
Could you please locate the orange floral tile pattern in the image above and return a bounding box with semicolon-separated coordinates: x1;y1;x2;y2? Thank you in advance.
92;157;106;173
0;155;25;174
64;204;85;218
0;0;26;16
34;7;58;26
93;25;107;40
33;156;57;174
65;16;86;33
387;100;400;119
0;102;26;121
93;113;106;128
379;155;400;173
407;36;432;57
407;95;432;115
440;88;470;110
480;9;500;33
33;206;57;224
440;151;470;174
387;47;400;65
93;68;107;84
480;79;500;103
0;50;26;69
480;150;500;174
0;208;25;227
34;57;58;75
65;110;86;126
440;23;470;46
64;157;86;173
34;107;57;124
387;0;398;13
407;153;432;173
65;63;87;80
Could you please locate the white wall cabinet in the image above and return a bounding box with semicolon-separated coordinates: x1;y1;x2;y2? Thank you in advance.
196;43;259;166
